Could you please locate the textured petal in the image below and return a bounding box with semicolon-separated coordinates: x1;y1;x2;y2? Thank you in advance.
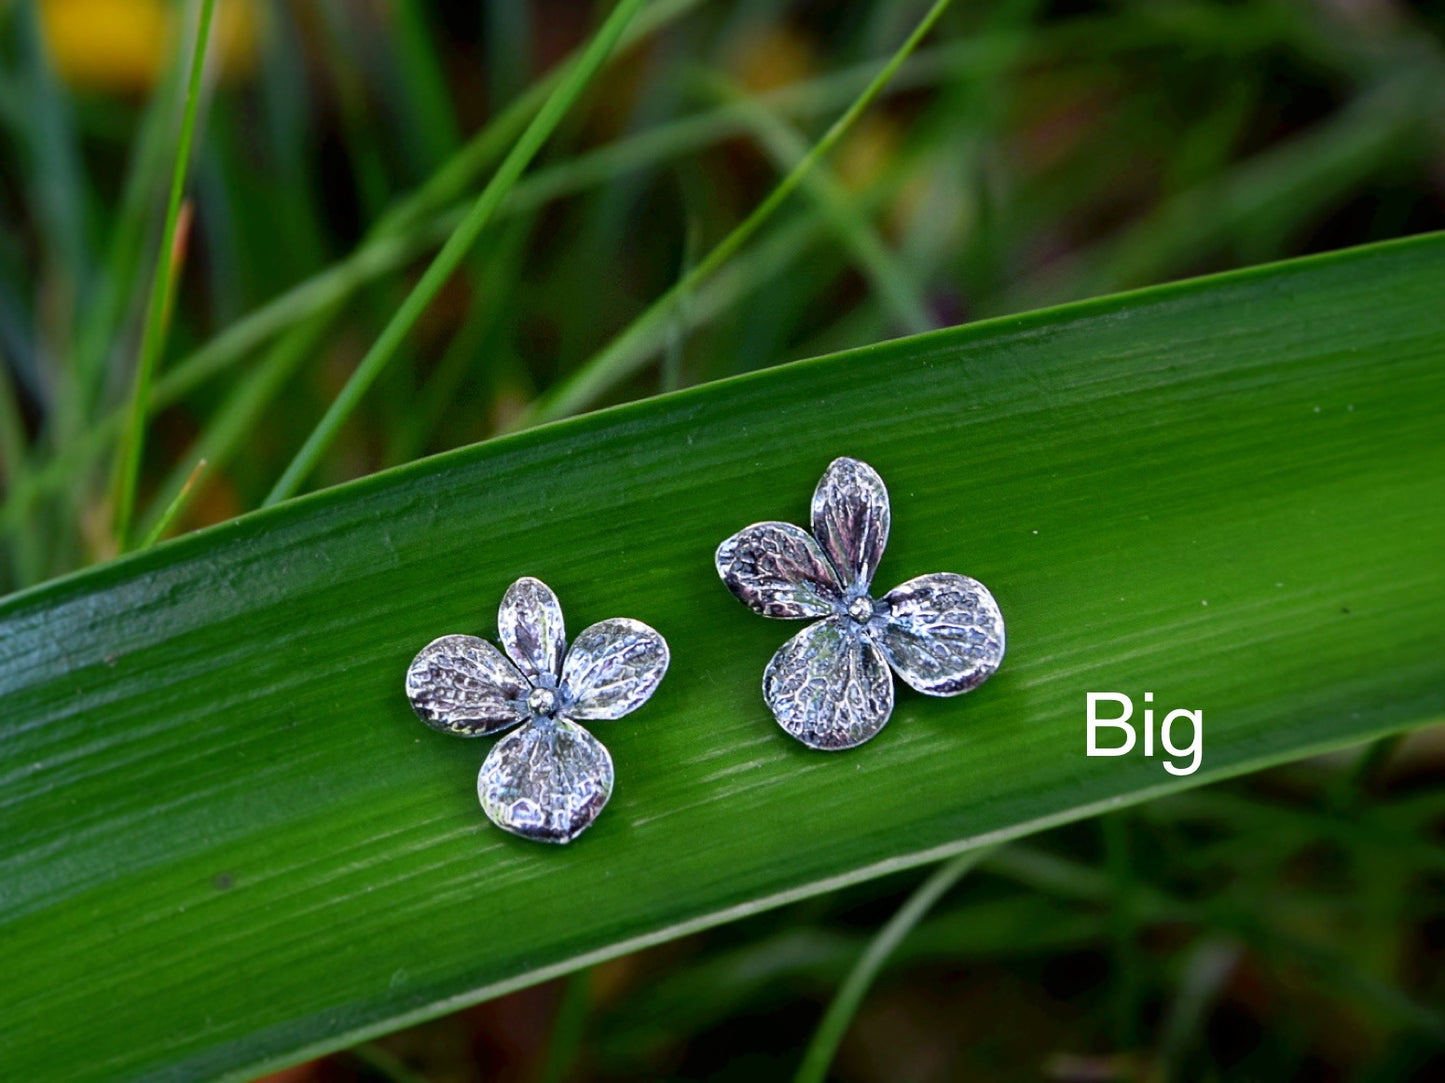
561;618;669;720
880;573;1005;696
715;522;842;619
497;576;566;681
477;719;614;844
811;457;890;591
763;617;894;750
405;634;529;736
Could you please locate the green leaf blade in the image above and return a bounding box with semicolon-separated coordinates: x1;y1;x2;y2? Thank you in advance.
2;234;1443;1081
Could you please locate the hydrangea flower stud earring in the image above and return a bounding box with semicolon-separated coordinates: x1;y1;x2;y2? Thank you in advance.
406;577;668;843
716;457;1004;750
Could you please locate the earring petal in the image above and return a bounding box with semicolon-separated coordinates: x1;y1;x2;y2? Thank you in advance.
406;634;529;736
498;576;567;681
716;521;843;618
879;573;1005;696
561;618;669;721
763;617;893;750
477;719;614;844
811;457;890;592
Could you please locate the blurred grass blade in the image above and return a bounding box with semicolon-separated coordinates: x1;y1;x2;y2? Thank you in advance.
484;0;531;108
0;356;39;587
0;33;984;537
388;0;461;167
12;0;90;312
139;458;206;550
382;222;531;467
989;838;1445;1039
0;0;703;542
1004;76;1430;314
349;1043;430;1083
1158;937;1242;1076
1103;813;1144;1045
794;849;988;1083
525;0;957;425
69;17;187;429
1;236;1443;1082
110;0;217;550
705;73;935;335
262;0;652;506
540;970;593;1083
314;0;391;222
135;310;336;541
375;0;703;238
597;892;1101;1062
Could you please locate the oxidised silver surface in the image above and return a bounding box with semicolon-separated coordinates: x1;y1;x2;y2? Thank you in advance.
880;573;1004;695
405;578;668;843
715;522;841;617
405;635;529;736
561;618;670;720
497;576;566;682
811;455;889;591
478;719;614;844
763;617;893;749
716;457;1005;750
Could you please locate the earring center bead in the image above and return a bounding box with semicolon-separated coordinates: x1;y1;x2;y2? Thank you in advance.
847;597;874;624
528;687;557;716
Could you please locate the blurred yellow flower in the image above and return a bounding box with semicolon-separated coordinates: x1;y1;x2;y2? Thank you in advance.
836;112;899;193
729;23;815;95
40;0;259;92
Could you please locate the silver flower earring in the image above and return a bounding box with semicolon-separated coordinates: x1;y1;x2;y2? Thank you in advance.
716;457;1004;750
405;577;669;843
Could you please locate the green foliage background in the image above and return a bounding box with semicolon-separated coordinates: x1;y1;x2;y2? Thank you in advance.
1;1;1443;1080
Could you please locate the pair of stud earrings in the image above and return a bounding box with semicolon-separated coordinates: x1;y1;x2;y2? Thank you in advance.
405;458;1006;844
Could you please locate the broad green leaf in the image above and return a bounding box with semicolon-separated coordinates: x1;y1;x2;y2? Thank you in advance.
2;235;1443;1081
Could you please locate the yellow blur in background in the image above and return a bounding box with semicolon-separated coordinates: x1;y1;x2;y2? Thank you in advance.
40;0;259;91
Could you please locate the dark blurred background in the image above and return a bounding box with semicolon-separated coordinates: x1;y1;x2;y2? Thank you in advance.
2;1;1444;1079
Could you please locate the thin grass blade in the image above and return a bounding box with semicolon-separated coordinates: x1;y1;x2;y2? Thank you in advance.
524;0;957;424
794;848;990;1083
139;458;206;550
262;0;653;506
109;0;218;549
